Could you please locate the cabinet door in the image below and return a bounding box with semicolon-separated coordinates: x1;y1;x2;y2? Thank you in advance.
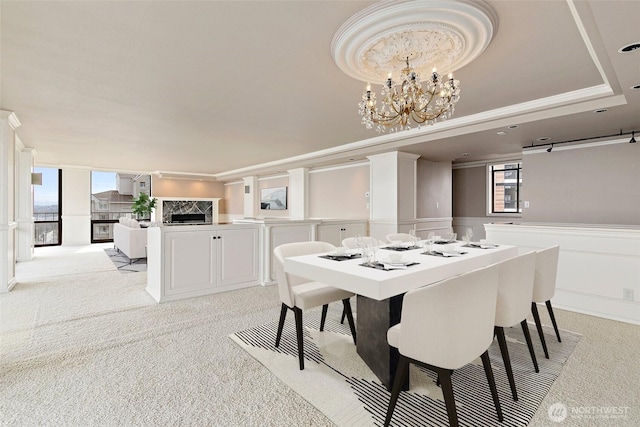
269;225;314;281
217;228;259;287
316;224;343;247
164;231;215;296
345;222;367;239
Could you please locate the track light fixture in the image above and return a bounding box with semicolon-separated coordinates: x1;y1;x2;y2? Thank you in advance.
546;144;553;153
630;131;636;143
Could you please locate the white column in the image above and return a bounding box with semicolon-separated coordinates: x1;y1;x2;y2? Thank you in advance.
16;146;36;261
0;111;21;292
367;151;419;241
242;176;259;218
61;168;91;246
287;167;308;220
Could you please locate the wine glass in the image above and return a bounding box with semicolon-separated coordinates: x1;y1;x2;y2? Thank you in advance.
426;231;435;253
354;234;363;256
464;228;473;244
409;229;417;247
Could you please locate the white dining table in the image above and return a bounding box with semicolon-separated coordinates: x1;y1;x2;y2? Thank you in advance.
284;241;518;390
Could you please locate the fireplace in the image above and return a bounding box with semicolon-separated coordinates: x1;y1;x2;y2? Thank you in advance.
171;213;206;224
157;198;220;225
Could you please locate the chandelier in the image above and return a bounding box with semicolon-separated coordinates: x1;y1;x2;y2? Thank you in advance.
358;57;460;133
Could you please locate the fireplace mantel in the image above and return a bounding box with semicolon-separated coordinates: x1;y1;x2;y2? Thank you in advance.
153;197;220;224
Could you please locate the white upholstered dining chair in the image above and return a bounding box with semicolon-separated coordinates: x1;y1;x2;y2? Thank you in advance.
273;241;357;370
341;236;380;249
385;233;414;243
384;264;503;427
494;251;539;401
531;245;561;359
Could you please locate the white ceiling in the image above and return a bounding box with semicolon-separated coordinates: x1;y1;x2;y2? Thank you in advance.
1;0;639;181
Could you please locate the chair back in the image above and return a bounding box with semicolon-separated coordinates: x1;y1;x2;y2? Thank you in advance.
342;236;380;249
386;233;414;243
494;252;537;327
398;264;499;370
273;241;336;307
533;245;560;302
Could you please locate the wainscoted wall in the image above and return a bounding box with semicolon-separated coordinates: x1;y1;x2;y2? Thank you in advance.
454;141;640;324
486;223;640;325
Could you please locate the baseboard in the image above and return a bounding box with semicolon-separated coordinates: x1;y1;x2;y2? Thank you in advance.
554;289;640;325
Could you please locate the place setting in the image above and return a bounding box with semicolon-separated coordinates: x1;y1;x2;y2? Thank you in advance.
359;245;419;271
381;230;422;251
459;228;500;249
319;246;362;261
420;231;467;258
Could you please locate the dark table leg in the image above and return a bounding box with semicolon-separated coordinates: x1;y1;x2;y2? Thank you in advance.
356;294;408;392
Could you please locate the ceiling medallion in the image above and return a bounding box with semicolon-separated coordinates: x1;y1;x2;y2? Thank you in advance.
331;0;497;132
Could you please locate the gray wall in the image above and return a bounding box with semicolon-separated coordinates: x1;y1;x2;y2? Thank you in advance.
417;159;452;218
452;141;640;226
452;166;486;217
522;142;639;225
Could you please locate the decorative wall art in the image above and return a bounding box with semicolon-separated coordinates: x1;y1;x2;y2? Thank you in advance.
260;187;287;210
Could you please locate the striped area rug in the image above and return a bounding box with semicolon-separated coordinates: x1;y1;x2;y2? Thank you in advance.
104;248;147;273
230;305;579;427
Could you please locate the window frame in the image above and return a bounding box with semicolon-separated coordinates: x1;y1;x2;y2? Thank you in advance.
486;160;523;217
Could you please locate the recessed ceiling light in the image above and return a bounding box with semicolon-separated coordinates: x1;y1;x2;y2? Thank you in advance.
497;131;507;135
536;137;551;141
619;42;640;53
593;109;608;113
507;125;519;129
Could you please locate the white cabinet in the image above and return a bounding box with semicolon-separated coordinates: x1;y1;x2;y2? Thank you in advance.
147;224;260;303
164;231;216;296
233;218;322;285
316;220;367;247
217;228;259;287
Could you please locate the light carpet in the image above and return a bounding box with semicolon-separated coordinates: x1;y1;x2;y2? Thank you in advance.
230;304;580;427
3;246;335;426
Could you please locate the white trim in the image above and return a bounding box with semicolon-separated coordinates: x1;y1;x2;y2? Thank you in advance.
0;222;19;231
308;160;369;174
453;156;521;169
0;111;22;130
484;223;640;324
213;84;618;181
486;161;523;217
257;174;288;181
566;0;610;87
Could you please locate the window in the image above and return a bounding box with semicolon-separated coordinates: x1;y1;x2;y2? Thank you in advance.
90;171;151;242
488;162;522;214
33;167;62;246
